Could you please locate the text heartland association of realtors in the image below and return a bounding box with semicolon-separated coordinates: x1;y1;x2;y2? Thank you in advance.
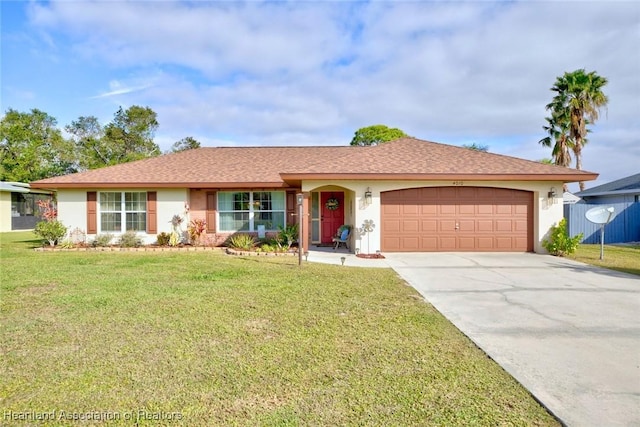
3;410;183;422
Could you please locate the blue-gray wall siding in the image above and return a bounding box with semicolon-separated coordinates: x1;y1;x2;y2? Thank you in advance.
564;196;640;244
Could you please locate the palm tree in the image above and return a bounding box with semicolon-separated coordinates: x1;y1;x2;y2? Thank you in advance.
539;111;573;191
545;69;608;190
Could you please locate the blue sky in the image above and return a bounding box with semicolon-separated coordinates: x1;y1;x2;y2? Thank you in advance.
2;1;639;189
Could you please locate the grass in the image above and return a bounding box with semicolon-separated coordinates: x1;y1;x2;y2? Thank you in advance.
569;243;640;276
1;232;558;426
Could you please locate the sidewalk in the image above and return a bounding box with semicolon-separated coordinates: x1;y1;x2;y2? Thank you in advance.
306;246;390;268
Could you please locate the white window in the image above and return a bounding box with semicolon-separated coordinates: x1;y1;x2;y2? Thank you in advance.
218;191;285;232
99;192;147;232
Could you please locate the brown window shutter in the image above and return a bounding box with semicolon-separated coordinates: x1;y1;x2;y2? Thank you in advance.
206;191;217;233
286;191;296;225
87;192;97;234
147;192;157;234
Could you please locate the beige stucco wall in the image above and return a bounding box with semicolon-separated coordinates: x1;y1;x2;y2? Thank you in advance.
57;189;189;245
57;190;88;235
0;192;12;232
303;180;565;254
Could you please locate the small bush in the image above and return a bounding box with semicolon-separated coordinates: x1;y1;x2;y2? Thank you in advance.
227;233;256;250
276;224;299;250
118;231;142;248
34;220;67;247
260;243;276;253
92;233;114;247
187;219;207;245
169;231;182;246
543;218;583;256
156;232;171;246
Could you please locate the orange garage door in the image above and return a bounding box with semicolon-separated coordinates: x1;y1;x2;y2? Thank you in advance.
381;187;533;252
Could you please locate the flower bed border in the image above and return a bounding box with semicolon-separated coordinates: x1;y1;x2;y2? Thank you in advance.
225;248;297;257
34;246;225;252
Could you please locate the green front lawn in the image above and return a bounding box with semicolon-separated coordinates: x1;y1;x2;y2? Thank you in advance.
1;232;557;426
569;243;640;276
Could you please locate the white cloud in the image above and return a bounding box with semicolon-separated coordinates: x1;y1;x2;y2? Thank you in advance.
17;0;640;186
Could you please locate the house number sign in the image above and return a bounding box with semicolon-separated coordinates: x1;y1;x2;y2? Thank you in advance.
452;181;464;186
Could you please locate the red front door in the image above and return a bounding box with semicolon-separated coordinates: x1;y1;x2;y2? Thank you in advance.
321;192;344;244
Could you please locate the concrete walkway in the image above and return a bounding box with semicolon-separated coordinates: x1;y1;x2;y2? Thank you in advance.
308;249;640;426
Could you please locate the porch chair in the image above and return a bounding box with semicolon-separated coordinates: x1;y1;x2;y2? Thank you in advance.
333;225;351;250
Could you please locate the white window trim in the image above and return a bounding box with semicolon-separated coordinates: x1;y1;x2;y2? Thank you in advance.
98;191;147;234
217;191;286;232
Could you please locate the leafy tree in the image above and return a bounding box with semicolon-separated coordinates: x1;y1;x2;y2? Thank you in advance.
0;108;76;182
67;106;160;169
462;143;489;152
102;106;160;165
542;69;608;190
170;136;201;153
65;116;105;170
350;125;407;146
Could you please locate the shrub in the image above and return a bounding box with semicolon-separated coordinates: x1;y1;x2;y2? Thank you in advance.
543;218;583;256
187;219;207;245
34;220;67;247
156;232;171;246
227;233;256;250
118;231;142;248
260;243;276;253
92;233;114;247
169;231;182;246
276;224;299;250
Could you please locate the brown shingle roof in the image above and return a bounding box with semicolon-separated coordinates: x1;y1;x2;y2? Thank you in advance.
31;137;597;189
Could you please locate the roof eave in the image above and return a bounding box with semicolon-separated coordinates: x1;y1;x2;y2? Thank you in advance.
30;181;291;190
279;172;599;182
577;188;640;197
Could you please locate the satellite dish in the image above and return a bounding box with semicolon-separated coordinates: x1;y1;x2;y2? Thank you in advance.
584;206;615;260
585;206;615;225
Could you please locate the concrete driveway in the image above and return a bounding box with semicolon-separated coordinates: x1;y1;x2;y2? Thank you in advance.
384;252;640;427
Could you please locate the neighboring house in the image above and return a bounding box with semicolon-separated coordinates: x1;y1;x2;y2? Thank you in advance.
0;182;54;232
30;137;596;253
565;173;640;244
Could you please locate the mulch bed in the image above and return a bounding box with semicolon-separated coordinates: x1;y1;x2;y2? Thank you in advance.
356;253;386;259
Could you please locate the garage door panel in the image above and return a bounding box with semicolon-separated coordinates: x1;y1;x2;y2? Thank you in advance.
459;204;475;215
382;204;400;215
400;204;419;216
514;204;529;214
421;204;437;215
495;220;513;232
476;237;495;250
440;204;456;215
458;187;478;199
436;187;456;198
477;204;493;215
402;219;420;232
422;220;437;232
458;220;475;232
514;220;528;232
458;237;476;250
421;237;438;250
383;237;400;251
514;237;529;248
477;220;493;232
402;237;420;250
496;237;515;249
439;237;457;250
381;187;532;252
440;220;457;232
495;204;513;214
383;219;400;233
